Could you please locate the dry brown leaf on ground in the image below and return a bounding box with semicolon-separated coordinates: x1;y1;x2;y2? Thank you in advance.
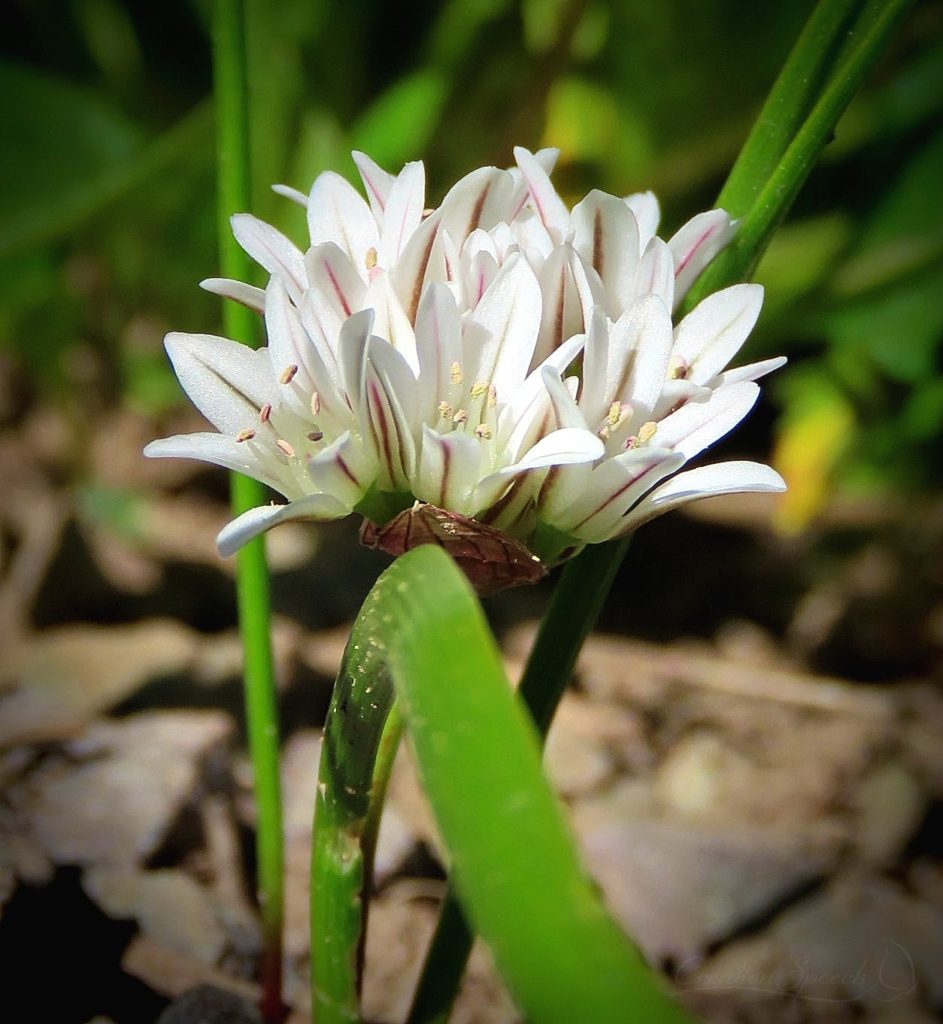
0;620;201;747
11;710;231;867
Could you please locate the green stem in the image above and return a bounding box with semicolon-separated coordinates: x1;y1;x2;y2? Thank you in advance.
686;0;916;306
212;3;284;1021
406;539;630;1024
310;620;400;1024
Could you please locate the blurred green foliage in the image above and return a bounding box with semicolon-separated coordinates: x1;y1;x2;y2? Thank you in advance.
1;0;941;523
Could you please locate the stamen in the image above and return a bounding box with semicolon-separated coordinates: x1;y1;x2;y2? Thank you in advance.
259;403;272;423
638;421;658;444
474;424;493;440
307;430;324;443
598;425;610;440
275;439;296;457
365;247;378;270
668;356;689;381
280;364;299;385
437;401;453;419
607;401;622;427
450;361;463;385
452;408;468;425
488;384;497;408
469;380;489;399
311;392;321;416
236;428;256;443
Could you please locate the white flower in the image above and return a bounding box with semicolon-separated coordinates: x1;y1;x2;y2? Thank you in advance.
146;147;784;573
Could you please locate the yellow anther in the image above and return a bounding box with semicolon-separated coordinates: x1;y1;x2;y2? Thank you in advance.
469;380;489;399
638;421;658;444
365;247;378;270
474;424;493;440
452;408;468;425
236;428;257;443
608;401;622;427
450;361;463;385
438;401;453;419
279;364;299;385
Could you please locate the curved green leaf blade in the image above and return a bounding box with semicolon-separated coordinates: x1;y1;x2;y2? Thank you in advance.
372;546;687;1024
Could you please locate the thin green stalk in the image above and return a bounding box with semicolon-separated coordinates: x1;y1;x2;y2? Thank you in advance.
714;0;864;218
406;539;629;1024
686;0;916;305
310;621;399;1024
212;3;284;1021
408;1;915;1018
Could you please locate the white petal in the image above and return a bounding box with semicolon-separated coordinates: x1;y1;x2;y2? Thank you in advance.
352;150;395;220
571;189;640;314
712;355;786;386
144;432;288;494
265;278;347;426
338;308;375;410
307;429;377;508
622;295;673;422
438;166;514;246
498;332;587;459
552;448;684;541
619;460;786;534
415;283;462;423
633;236;674;309
304;241;366;320
541;366;587;431
307;170;379;270
673;283;764;385
379;160;425;267
494;426;603;477
474;427;603;511
464;253;542;398
668;209;736;307
217;494;350;557
360;337;419;489
534;245;596;364
654;381;760;460
416;425;482;512
231;214;307;300
200;278;265;312
164;332;274;433
272;183;308;208
364;271;419;374
392;208;442;323
624;191;660;249
513;146;569;243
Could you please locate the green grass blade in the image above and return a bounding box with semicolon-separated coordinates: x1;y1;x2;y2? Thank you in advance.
713;0;864;219
313;546;688;1024
212;2;284;1019
686;0;916;306
406;537;631;1024
384;546;687;1024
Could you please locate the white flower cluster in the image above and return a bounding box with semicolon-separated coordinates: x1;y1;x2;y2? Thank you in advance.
146;147;784;563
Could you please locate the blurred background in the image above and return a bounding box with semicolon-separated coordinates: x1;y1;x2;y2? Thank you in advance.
1;1;943;1022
